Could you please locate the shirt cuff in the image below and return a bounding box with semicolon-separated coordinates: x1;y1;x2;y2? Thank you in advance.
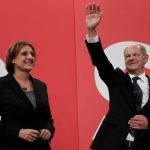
86;34;99;43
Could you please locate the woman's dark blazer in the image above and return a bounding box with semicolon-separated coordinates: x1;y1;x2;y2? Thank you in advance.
0;74;55;150
86;39;150;150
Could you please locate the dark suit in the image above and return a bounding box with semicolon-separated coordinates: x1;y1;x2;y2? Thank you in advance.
0;74;55;150
86;39;150;150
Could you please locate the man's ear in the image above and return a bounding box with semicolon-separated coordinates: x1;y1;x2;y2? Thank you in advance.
145;54;149;63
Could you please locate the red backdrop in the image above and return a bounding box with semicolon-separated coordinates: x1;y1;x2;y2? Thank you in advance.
0;0;150;150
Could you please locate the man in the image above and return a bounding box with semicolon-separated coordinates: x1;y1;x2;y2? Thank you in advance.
85;2;150;150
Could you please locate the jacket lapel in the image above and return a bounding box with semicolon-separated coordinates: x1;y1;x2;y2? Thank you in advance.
139;75;150;111
121;73;137;113
7;74;35;110
30;77;41;109
124;74;150;113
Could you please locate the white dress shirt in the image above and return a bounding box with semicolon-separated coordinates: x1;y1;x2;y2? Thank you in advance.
126;72;149;141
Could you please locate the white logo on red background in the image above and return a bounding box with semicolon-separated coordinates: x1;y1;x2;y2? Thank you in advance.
0;59;7;120
95;41;150;101
0;59;7;77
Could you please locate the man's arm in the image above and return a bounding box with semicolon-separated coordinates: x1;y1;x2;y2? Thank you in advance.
85;3;116;87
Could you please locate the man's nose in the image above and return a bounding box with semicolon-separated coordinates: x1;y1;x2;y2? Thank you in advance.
129;55;134;60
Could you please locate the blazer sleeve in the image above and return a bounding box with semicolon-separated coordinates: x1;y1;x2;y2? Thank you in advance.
42;83;55;141
0;120;20;142
0;81;21;143
85;38;116;88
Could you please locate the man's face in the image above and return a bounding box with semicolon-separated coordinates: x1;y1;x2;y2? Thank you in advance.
124;45;148;74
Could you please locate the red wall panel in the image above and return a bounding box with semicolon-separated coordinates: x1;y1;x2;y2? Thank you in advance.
1;0;150;150
0;0;78;150
74;0;150;149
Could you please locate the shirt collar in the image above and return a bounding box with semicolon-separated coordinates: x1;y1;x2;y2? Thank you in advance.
129;72;147;83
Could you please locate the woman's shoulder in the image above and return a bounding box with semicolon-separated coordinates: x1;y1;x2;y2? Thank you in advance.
0;74;12;89
0;73;11;82
31;76;46;87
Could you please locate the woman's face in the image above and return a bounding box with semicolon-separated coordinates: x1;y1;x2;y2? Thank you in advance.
12;45;35;73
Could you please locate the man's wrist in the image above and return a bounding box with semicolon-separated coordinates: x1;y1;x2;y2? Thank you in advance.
87;29;97;37
86;34;99;43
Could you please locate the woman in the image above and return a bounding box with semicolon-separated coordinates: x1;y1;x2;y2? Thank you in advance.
0;41;55;150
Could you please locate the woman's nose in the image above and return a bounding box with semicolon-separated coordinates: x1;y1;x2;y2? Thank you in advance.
28;53;34;59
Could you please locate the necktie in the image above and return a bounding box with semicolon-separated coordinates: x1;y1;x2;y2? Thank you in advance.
132;77;143;111
130;77;143;137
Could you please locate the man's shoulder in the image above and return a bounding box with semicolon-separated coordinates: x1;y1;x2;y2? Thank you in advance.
115;67;125;74
115;67;128;79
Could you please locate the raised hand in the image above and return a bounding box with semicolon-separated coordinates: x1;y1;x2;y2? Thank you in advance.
86;2;103;32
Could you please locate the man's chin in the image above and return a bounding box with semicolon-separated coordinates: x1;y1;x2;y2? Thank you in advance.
127;68;137;73
127;65;138;70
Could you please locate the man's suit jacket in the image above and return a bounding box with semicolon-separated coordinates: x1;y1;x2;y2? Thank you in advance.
86;40;150;150
0;74;55;150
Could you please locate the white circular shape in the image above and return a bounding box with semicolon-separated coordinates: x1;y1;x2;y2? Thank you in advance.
95;41;150;101
0;59;8;77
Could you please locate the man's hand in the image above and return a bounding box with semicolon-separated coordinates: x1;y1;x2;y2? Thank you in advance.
86;2;103;37
128;115;149;129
